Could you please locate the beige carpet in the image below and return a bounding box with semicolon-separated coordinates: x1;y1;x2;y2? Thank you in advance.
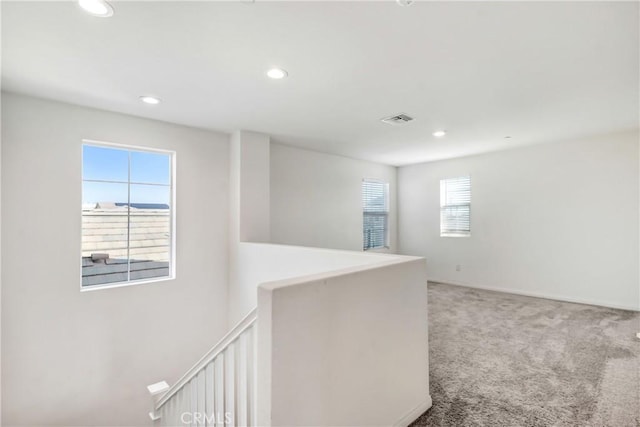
411;282;640;427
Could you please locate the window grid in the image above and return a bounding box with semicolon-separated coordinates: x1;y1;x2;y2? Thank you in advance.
81;142;174;289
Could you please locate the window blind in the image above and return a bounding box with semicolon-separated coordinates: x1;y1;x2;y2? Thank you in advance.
362;179;389;250
440;176;471;236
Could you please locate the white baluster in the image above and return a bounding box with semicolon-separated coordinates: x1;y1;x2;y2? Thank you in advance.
224;344;236;426
237;333;248;427
205;362;215;427
187;385;193;426
191;378;198;427
246;325;256;427
197;371;206;426
215;354;225;427
178;386;185;427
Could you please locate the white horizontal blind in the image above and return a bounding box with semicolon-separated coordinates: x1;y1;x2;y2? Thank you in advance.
440;176;471;236
362;179;389;250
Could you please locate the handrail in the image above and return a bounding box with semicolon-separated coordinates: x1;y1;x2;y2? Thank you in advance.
155;307;258;410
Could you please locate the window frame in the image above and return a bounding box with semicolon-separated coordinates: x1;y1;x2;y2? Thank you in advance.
440;175;471;238
80;139;177;292
362;178;390;251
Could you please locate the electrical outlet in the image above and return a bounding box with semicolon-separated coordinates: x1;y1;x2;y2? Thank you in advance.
456;264;461;272
636;332;640;340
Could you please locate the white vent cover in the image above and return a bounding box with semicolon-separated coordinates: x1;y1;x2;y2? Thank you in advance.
381;113;414;125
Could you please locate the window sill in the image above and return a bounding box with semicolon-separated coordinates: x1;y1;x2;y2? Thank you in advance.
364;246;390;252
440;233;471;238
80;275;175;292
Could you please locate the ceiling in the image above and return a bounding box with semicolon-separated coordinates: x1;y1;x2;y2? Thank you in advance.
2;1;638;166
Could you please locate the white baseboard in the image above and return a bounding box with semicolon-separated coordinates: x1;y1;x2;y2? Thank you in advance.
429;278;640;312
393;396;433;427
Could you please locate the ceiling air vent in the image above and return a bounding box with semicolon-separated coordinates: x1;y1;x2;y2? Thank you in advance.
381;113;414;126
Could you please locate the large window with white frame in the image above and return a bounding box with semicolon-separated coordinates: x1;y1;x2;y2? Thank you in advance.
81;142;175;289
440;175;471;237
362;179;389;250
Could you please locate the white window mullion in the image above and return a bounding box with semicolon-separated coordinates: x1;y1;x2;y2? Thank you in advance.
127;150;132;282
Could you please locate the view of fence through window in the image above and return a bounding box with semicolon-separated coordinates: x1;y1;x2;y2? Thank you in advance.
362;179;389;250
81;143;173;288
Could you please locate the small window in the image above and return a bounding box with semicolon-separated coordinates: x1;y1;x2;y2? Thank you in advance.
440;175;471;237
362;179;389;250
81;142;174;289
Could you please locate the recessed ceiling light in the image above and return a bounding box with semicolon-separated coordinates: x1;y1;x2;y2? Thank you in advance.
266;68;288;79
504;136;512;139
396;0;415;6
78;0;114;17
433;130;447;137
139;96;161;105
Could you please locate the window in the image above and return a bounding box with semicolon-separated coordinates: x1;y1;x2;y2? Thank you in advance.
81;142;174;289
440;176;471;237
362;179;389;250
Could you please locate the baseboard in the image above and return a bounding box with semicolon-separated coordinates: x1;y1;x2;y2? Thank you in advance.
429;278;640;312
393;396;432;427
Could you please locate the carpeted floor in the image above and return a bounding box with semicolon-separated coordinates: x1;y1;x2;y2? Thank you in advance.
411;282;640;427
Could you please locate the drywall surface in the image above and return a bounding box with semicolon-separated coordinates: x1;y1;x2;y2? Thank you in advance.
270;143;398;252
230;131;270;244
228;132;272;327
1;93;230;426
399;130;640;310
257;257;430;426
229;242;397;325
0;50;3;426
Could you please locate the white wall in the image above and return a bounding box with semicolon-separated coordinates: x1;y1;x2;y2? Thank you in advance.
229;242;396;325
228;132;271;327
1;93;230;426
230;131;270;244
270;143;398;253
257;256;430;426
399;130;640;311
0;27;3;423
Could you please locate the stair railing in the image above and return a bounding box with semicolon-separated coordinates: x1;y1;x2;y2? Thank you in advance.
153;308;257;426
